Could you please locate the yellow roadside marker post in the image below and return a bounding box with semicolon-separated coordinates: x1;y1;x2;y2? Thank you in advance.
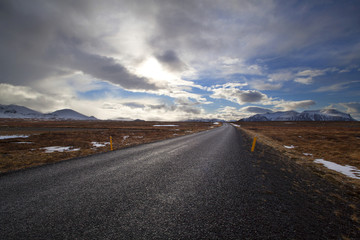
251;136;257;152
110;136;113;151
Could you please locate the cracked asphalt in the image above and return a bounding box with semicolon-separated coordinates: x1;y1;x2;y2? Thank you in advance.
1;123;359;239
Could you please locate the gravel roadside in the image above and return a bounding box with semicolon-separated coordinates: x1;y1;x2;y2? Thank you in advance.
238;129;360;239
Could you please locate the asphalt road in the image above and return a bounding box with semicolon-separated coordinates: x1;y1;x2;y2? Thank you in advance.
1;123;359;239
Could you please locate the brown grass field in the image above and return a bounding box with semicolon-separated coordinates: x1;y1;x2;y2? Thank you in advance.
2;119;359;186
236;121;360;185
0;119;220;173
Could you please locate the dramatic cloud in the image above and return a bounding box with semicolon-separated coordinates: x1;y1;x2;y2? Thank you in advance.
340;102;360;119
214;57;263;76
123;100;201;115
210;84;268;105
71;50;159;90
313;81;360;92
155;50;187;72
122;102;146;109
328;102;360;120
268;72;294;82
249;80;283;91
0;84;64;112
295;69;328;85
1;0;359;120
273;100;316;111
0;0;158;91
207;106;248;121
99;98;204;121
241;106;273;114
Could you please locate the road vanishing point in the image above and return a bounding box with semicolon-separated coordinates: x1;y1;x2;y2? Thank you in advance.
1;123;359;239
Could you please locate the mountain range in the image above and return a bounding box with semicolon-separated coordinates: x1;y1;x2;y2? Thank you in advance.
0;104;356;122
0;104;97;120
239;109;356;122
186;118;226;123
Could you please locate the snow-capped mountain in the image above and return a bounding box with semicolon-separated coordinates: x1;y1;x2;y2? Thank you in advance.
0;104;97;120
240;109;355;122
247;111;299;121
297;109;355;121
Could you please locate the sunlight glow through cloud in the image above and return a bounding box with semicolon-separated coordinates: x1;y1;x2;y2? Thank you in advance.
136;57;177;83
0;0;359;120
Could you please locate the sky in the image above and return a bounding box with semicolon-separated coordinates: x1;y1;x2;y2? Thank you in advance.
0;0;360;121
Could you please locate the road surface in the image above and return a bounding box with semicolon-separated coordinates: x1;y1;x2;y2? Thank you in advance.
1;124;359;239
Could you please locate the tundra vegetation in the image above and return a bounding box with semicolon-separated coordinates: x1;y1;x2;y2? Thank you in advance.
238;121;360;186
0;119;219;173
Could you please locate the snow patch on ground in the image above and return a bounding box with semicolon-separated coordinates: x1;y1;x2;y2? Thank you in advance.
230;123;241;127
284;145;295;149
0;135;30;139
91;142;109;148
314;159;360;180
303;153;313;156
42;146;80;153
153;125;179;127
123;135;129;141
213;122;220;125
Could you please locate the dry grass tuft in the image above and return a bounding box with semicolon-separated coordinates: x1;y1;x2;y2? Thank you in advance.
351;214;359;223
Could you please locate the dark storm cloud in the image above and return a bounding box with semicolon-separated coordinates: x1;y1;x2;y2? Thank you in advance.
147;0;360;68
71;50;159;90
275;100;316;110
341;102;360;115
211;84;268;105
148;0;219;56
148;104;167;110
161;99;202;115
3;0;359;90
239;91;265;103
175;97;199;106
155;50;187;72
174;98;201;114
171;101;202;114
122;102;145;109
177;105;201;114
0;0;158;90
122;100;200;114
254;1;360;67
2;0;360;121
0;0;67;85
244;107;273;114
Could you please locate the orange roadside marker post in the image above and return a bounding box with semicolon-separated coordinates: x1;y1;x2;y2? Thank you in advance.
251;136;257;152
110;136;113;151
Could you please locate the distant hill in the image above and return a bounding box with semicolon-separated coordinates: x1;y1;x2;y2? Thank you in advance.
239;109;356;122
186;118;226;122
0;104;97;120
0;105;43;119
44;109;97;120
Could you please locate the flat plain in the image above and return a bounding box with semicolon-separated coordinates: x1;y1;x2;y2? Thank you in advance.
1;123;359;238
0;119;219;173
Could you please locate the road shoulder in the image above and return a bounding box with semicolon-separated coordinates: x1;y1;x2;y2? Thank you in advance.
235;127;360;238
